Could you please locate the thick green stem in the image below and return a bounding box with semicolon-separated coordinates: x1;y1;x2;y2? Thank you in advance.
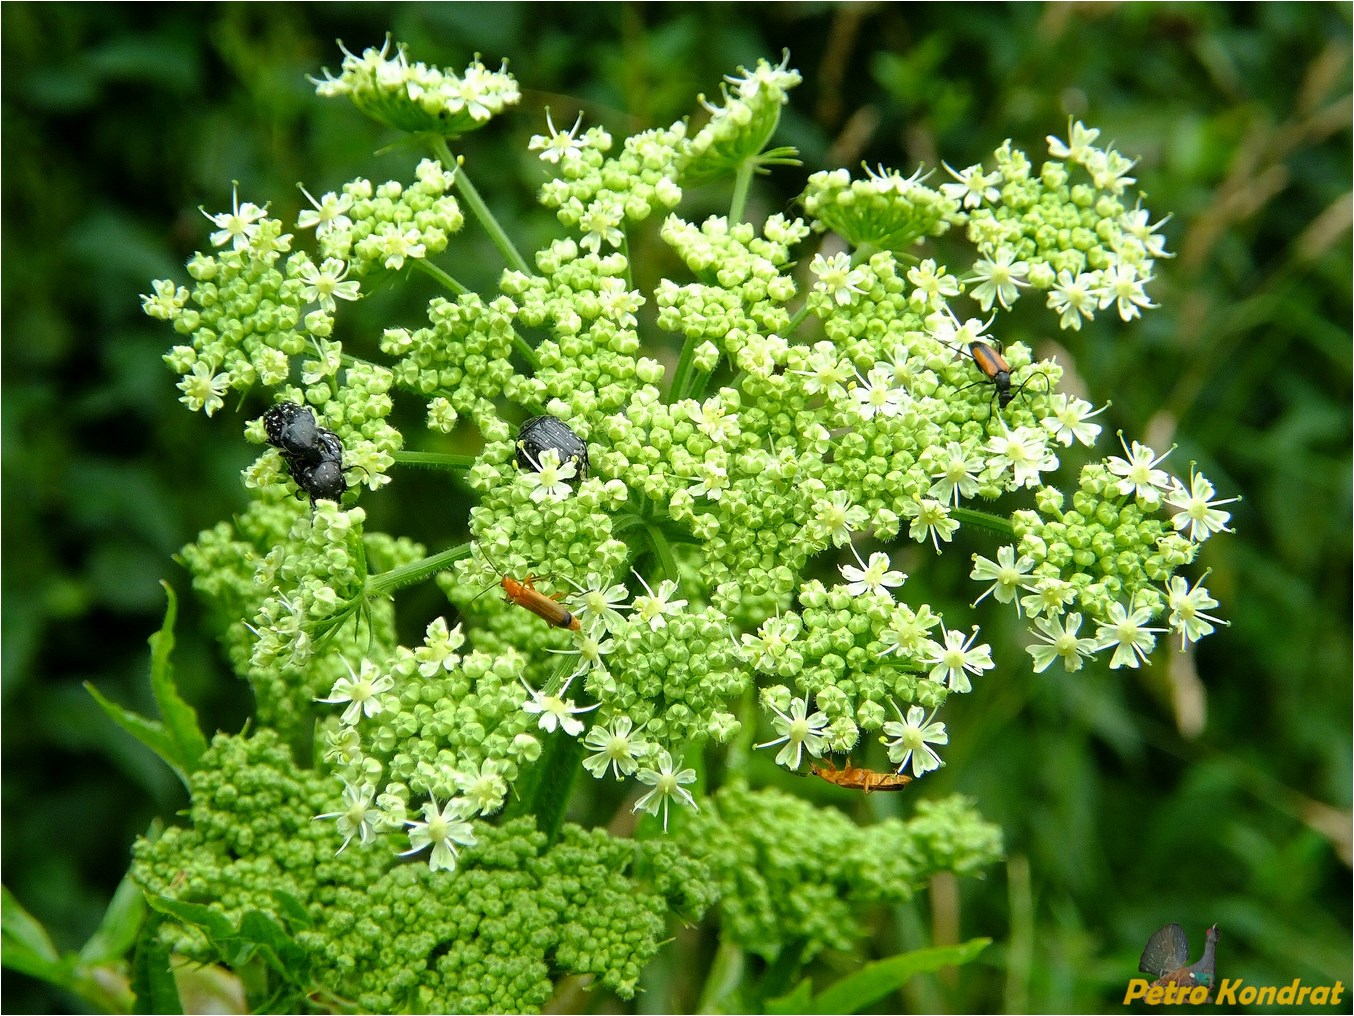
784;302;812;337
392;450;478;470
951;505;1016;539
429;136;533;277
364;541;473;600
411;257;469;295
728;158;756;225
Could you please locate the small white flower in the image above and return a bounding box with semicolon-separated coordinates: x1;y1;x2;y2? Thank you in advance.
520;674;599;737
452;759;509;816
1094;600;1166;669
578;197;626;253
1164;469;1238;543
414;617;467;676
316;658;394;725
792;342;854;399
520;447;578;503
296;257;361;313
839;546;907;598
902;496;959;552
940;161;1001;208
632;751;699;832
811;491;868;547
1041;393;1107;447
201;182;268;251
313;780;380;854
969;249;1030;312
985;425;1058;489
1095;262;1156;320
375;224;427;270
1047;118;1101;162
1046;270;1100;331
686;459;730;501
970;546;1036;611
582;714;651;780
687;398;739;444
928;441;985;507
906;258;962;309
564;573;631;635
630;571;687;630
755;694;829;770
811;252;869;306
881;701;947;777
921;623;994;693
177;361;230;416
1106;434;1175;506
1019;576;1078;618
528;108;586;164
400;797;477;872
1166;575;1227;650
850;364;908;420
1026;612;1100;673
296;185;354;238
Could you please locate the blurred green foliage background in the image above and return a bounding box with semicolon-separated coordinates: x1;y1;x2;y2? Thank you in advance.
2;3;1349;1012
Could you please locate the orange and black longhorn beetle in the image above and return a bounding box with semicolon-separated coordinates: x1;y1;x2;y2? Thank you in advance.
810;758;913;793
498;572;582;632
949;339;1049;419
473;545;582;632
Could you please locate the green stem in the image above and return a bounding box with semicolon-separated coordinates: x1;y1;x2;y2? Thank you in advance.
728;158;756;225
784;302;812;337
951;505;1016;539
411;257;469;295
645;521;680;584
429;136;533;277
364;541;473;600
392;450;478;470
667;333;700;404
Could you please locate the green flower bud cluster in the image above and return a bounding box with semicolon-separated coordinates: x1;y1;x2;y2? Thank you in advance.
683;52;803;184
656;214;806;373
800;165;960;253
311;158;466;276
501;244;660;418
135;732;709;1012
950;121;1169;325
535;120;687;254
680;782;1002;961
381;291;518;436
312;38;520;137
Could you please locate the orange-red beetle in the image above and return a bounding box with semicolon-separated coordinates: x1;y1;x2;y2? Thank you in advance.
499;573;581;632
810;758;913;793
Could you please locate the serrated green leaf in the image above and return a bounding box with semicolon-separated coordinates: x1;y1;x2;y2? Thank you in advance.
144;895;237;944
148;582;208;773
271;890;311;929
85;682;188;787
772;938;992;1015
238;910;308;974
79;869;147;965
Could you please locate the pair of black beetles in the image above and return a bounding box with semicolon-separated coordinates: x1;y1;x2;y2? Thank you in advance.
263;402;351;505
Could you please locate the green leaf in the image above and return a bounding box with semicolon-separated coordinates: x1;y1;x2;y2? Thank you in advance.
131;911;182;1015
144;895;237;946
770;938;991;1015
1;884;72;986
85;584;207;788
79;869;148;965
85;682;187;787
148;581;208;773
764;977;813;1015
